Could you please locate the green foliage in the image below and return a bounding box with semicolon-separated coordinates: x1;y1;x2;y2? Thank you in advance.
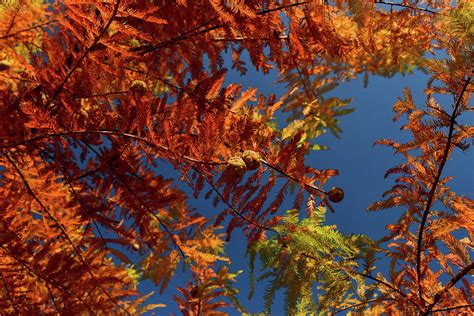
248;208;377;314
124;264;142;286
440;0;474;45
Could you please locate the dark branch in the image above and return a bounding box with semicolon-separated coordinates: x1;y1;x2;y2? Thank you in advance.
0;273;19;315
2;0;23;38
0;19;58;40
415;77;471;302
134;1;308;54
194;167;276;233
43;0;121;110
334;298;395;314
430;304;474;314
0;245;95;313
71;90;129;100
424;261;474;314
40;150;111;251
257;1;308;15
3;152;127;314
358;272;423;312
261;159;326;194
82;142;189;264
376;1;439;14
0;130;225;166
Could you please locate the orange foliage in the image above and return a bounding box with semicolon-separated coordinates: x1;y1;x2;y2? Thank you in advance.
0;0;471;314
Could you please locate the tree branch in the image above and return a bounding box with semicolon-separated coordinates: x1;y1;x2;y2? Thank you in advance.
0;130;225;165
2;152;128;314
71;90;129;100
0;19;58;40
294;254;422;311
2;130;333;210
261;159;326;195
0;273;19;315
334;298;395;314
134;1;308;54
193;167;276;233
40;149;111;251
257;2;308;15
358;272;422;312
424;261;474;314
2;0;24;38
43;0;121;110
415;77;471;303
375;1;439;15
430;304;474;314
0;245;95;313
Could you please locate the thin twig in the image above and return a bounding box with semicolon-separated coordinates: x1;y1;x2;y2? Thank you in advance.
358;273;423;312
430;304;474;314
257;2;308;15
0;245;95;313
295;252;421;311
133;17;220;54
0;273;19;315
40;149;111;251
2;0;24;38
134;1;308;54
0;130;225;165
283;33;317;101
0;19;58;40
212;35;289;41
261;159;326;194
43;282;61;314
71;90;129;100
376;0;439;15
334;298;395;314
82;142;188;264
194;167;276;233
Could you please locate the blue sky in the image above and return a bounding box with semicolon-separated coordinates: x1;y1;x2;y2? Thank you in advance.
137;55;473;314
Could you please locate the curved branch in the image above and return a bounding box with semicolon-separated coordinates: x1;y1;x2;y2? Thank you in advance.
134;1;308;54
2;0;24;38
1;130;330;202
39;149;111;251
295;253;422;312
43;282;61;314
71;90;129;100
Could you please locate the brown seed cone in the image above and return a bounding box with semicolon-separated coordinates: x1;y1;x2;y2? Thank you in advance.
242;150;261;170
327;187;344;203
226;156;247;179
130;80;147;94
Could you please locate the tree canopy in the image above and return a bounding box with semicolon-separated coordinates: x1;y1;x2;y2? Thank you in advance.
0;0;472;314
